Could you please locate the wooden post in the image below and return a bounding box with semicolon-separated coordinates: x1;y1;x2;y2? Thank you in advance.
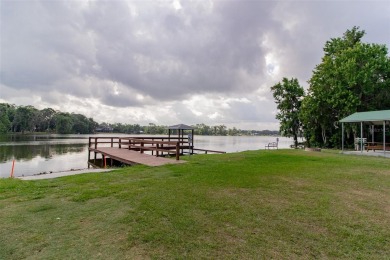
103;154;106;168
88;137;91;168
176;142;180;160
141;141;144;153
88;150;91;168
181;130;184;155
156;143;159;157
94;137;97;149
111;138;113;147
119;138;121;149
192;129;194;154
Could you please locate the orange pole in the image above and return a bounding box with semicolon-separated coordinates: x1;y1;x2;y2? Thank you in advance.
10;160;15;178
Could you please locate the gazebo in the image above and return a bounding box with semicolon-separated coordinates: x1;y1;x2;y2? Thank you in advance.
168;124;194;154
340;110;390;155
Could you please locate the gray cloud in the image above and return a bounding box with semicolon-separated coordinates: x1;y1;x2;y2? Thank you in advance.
80;0;277;101
1;0;389;129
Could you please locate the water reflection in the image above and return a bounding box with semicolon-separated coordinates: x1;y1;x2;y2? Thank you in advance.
0;134;90;178
0;144;88;178
0;143;86;162
0;133;88;143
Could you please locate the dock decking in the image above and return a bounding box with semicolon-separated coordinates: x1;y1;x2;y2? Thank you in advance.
88;136;224;168
90;147;186;167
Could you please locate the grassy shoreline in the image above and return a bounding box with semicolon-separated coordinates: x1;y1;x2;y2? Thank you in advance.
1;150;389;259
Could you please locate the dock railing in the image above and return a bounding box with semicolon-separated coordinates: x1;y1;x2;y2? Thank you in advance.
88;136;190;161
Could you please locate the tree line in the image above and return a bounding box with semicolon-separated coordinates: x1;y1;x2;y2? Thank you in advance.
0;103;98;134
105;122;278;136
271;27;390;148
0;103;279;136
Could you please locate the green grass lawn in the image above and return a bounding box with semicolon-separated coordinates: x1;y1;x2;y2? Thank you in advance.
1;150;389;259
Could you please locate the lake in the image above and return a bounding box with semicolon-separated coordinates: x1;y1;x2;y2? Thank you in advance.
0;134;293;178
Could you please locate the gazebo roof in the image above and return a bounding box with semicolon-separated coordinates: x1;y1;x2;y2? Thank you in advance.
340;110;390;125
168;124;194;130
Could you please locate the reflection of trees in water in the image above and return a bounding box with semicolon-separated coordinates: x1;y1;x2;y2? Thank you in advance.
0;134;52;142
0;144;86;162
0;134;88;142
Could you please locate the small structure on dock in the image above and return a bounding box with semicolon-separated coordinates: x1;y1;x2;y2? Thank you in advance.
168;124;194;154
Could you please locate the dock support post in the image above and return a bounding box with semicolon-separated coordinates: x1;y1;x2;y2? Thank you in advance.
141;141;144;154
156;144;159;157
88;137;91;168
152;138;154;155
176;142;180;160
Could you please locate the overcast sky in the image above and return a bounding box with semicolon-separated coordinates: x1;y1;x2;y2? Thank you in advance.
1;0;389;130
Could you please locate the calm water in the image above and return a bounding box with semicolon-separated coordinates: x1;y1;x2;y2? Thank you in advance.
0;134;293;178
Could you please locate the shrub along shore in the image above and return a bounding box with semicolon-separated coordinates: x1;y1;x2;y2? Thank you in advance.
1;149;389;259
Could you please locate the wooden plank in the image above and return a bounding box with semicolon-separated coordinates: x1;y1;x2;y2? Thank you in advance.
192;148;226;154
92;147;186;167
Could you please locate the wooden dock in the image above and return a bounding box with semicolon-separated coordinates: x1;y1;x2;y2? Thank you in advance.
87;136;225;168
88;136;188;168
89;147;186;167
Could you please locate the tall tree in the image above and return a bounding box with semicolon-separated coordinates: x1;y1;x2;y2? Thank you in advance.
37;108;57;132
54;113;73;134
70;113;97;134
12;105;38;133
271;78;304;148
0;103;13;133
303;26;390;147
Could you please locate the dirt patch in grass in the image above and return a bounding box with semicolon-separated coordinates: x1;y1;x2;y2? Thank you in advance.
375;169;390;176
279;176;312;188
208;187;292;212
335;187;390;225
